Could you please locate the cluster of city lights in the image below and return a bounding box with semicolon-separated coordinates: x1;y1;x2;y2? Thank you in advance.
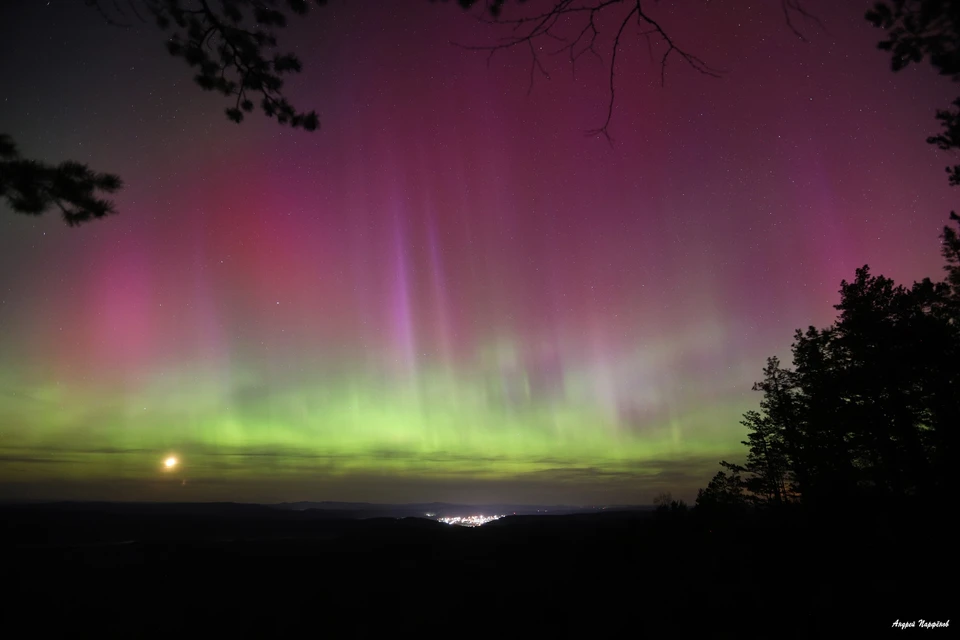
437;514;503;527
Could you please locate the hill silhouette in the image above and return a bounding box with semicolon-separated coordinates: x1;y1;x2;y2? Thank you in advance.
2;501;949;638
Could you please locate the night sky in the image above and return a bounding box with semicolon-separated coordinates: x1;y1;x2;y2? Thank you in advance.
0;0;955;505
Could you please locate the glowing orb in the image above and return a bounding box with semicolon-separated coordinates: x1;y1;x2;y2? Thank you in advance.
163;456;178;469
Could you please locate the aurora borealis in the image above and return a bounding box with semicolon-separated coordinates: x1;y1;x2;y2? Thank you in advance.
0;0;956;504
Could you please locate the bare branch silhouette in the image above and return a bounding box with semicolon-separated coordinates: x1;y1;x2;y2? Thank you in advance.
455;0;821;141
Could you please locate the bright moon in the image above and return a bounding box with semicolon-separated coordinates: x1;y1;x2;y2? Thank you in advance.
163;456;178;469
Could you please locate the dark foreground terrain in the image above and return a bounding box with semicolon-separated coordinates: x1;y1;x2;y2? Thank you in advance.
2;502;951;637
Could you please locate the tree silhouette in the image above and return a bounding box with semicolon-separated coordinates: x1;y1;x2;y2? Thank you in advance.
653;490;688;518
652;491;673;510
3;0;326;223
85;0;321;130
790;263;957;504
695;468;747;515
712;358;801;508
942;211;960;301
734;409;793;506
701;215;960;514
867;1;960;184
0;134;123;226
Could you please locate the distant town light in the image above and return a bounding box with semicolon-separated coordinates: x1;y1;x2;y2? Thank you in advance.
437;514;503;527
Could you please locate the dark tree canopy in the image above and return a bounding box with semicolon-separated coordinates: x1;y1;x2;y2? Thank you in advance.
943;211;960;297
695;468;747;515
0;134;123;226
699;215;960;513
868;0;960;184
85;0;323;130
652;490;687;514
